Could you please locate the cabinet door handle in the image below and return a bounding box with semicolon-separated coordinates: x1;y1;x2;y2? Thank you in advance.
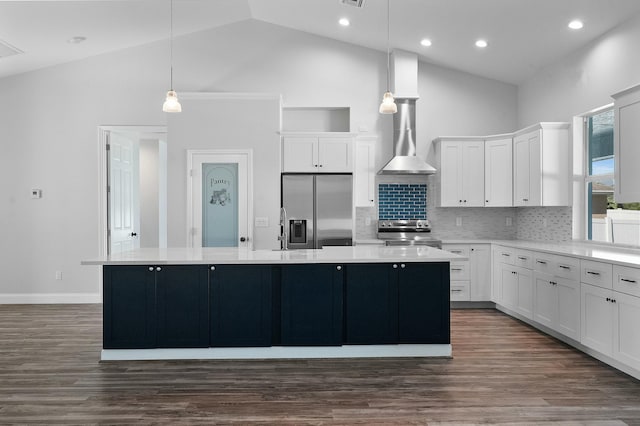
451;268;463;271
336;265;342;271
502;253;511;257
148;266;154;272
558;265;570;270
400;264;406;269
210;266;216;271
518;256;528;260
606;297;611;302
486;200;489;203
621;278;637;284
319;164;323;167
451;250;462;254
393;264;398;269
156;267;162;272
536;260;547;265
586;271;600;276
523;198;529;201
451;289;463;292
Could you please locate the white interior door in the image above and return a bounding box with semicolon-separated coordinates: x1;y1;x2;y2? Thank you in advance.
188;150;252;248
109;132;140;254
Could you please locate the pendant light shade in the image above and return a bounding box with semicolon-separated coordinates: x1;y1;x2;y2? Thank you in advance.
163;90;182;113
379;0;397;115
379;91;397;114
163;0;181;113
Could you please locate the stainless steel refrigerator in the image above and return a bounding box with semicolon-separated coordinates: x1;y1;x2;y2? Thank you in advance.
281;174;353;249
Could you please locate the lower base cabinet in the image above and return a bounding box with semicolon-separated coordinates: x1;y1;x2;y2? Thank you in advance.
103;261;450;349
156;265;209;348
210;265;272;347
344;263;450;344
281;264;344;346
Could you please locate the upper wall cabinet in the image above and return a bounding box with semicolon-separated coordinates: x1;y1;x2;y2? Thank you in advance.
354;138;376;207
485;136;513;207
513;123;570;207
612;84;640;203
434;138;485;207
282;133;355;173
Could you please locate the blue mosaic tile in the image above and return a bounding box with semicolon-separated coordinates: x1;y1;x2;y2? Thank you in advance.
377;183;427;220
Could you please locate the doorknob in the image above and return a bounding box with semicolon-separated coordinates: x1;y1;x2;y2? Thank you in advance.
240;237;247;242
130;232;137;237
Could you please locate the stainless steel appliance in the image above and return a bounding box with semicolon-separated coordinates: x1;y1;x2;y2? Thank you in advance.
377;219;442;248
281;174;353;249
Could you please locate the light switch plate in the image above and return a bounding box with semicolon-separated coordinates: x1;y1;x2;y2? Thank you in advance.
31;189;42;199
255;217;269;228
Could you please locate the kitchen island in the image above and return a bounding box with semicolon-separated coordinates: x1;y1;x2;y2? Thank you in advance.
83;246;463;361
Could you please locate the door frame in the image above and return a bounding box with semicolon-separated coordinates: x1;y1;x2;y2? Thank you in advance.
98;125;167;257
186;149;254;249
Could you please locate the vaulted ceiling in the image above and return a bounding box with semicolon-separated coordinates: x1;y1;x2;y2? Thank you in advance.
1;0;640;84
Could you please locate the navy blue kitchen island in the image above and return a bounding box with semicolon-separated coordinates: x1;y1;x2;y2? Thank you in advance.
84;246;461;360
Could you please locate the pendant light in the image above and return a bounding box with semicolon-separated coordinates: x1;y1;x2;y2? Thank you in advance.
379;0;397;114
162;0;181;113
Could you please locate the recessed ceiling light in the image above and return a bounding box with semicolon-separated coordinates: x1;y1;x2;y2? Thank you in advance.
420;39;432;47
339;18;350;27
475;39;488;48
568;20;584;30
67;36;87;44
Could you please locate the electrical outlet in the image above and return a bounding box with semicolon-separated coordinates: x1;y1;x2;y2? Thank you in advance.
254;217;269;228
506;217;513;227
55;271;62;280
456;217;462;227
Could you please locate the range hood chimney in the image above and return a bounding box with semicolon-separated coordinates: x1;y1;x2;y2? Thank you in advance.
378;50;436;175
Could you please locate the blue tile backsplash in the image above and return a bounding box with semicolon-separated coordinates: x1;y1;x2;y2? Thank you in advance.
378;183;427;220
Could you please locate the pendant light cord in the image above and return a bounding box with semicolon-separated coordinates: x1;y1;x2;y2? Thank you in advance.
169;0;174;91
386;0;390;92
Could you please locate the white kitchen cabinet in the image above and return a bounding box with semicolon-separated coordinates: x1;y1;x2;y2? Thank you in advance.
435;139;484;207
515;266;534;319
533;271;580;340
470;244;491;301
493;246;534;319
581;282;616;357
354;139;376;207
484;137;513;207
613;291;640;371
512;123;570;207
443;243;491;302
612;83;640;203
282;133;354;173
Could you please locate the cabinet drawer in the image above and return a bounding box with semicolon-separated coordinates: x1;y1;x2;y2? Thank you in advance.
496;246;515;265
533;252;554;274
553;255;580;281
443;245;470;257
514;250;533;269
613;265;640;297
450;281;470;301
450;261;470;280
581;260;613;289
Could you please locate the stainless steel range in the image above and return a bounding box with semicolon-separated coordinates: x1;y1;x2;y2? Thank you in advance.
377;219;442;248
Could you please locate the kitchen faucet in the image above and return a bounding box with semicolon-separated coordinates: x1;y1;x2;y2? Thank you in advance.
277;207;288;250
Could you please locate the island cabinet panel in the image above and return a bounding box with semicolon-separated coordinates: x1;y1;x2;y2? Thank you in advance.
209;265;272;347
156;265;209;348
281;264;344;345
103;266;156;349
398;263;450;344
344;264;398;344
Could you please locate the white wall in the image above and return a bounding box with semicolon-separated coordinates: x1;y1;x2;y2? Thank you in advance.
139;139;160;248
0;19;517;301
518;13;640;126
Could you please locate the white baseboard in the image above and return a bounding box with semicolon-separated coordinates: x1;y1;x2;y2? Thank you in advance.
101;344;453;361
0;293;101;304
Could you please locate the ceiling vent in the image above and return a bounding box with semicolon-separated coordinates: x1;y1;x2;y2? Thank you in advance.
340;0;365;8
0;39;24;59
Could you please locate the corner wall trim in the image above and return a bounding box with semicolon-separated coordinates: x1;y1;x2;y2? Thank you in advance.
0;293;101;304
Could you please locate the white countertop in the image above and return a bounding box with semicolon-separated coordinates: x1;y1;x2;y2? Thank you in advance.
82;245;465;266
489;240;640;268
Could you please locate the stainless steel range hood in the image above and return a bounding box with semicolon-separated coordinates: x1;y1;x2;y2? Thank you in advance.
378;98;436;175
378;51;436;175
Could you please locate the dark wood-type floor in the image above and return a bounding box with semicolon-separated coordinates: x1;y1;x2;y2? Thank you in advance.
0;306;639;425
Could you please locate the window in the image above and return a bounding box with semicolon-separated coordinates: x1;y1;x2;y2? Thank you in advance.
585;108;640;245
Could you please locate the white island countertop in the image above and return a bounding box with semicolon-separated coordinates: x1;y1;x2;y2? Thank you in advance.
82;245;465;266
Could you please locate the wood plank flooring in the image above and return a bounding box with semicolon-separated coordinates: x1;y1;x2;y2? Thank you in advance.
0;305;639;424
